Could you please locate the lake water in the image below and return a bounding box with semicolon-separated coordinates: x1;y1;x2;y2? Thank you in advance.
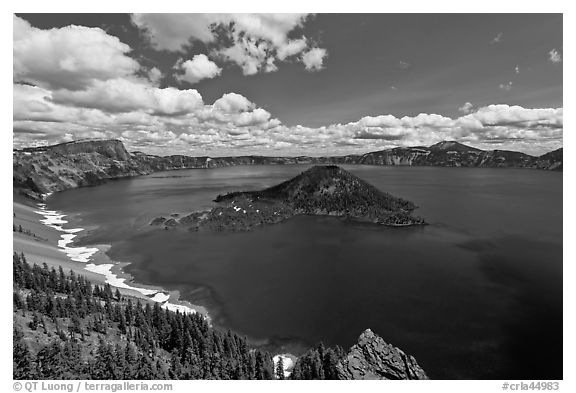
46;165;563;379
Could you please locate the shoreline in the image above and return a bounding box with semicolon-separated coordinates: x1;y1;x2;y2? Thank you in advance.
13;194;297;376
13;197;209;318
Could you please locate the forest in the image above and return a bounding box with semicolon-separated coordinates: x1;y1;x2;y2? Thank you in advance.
13;252;343;380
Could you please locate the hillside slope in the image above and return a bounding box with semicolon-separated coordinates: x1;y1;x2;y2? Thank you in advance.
13;252;428;380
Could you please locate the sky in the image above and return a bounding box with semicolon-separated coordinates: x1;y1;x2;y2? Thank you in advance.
13;13;563;156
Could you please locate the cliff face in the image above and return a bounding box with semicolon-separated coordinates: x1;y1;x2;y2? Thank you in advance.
13;140;212;199
336;329;428;380
13;139;563;200
356;142;562;170
22;139;131;161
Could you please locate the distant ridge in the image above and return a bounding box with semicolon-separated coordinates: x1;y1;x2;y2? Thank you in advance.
428;140;481;152
13;139;563;200
21;139;130;161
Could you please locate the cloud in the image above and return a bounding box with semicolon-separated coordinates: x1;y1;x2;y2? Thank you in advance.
15;81;563;156
398;61;411;70
234;108;273;127
499;81;513;91
14;15;140;90
223;14;310;46
548;48;562;63
130;14;220;51
277;38;308;60
11;18;562;157
458;102;474;114
131;13;327;74
302;48;327;71
175;54;222;84
491;32;503;44
460;105;563;129
147;67;163;85
213;93;254;113
216;37;271;76
198;93;281;129
51;78;204;115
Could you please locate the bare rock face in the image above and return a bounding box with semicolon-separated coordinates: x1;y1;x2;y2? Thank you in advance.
22;139;131;161
336;329;428;380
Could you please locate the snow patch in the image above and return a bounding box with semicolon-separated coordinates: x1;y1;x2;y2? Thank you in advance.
273;354;295;378
84;263;196;314
34;208;99;262
162;302;196;315
149;292;170;303
35;202;197;315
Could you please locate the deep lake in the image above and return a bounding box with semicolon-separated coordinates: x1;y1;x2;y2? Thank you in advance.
46;165;563;379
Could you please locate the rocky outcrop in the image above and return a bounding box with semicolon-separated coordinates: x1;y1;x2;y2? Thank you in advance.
336;329;428;380
13;139;562;200
22;139;131;161
14;140;152;199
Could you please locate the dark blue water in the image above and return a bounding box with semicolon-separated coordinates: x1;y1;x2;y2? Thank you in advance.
47;165;563;379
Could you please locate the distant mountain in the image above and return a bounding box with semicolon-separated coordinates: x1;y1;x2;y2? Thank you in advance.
13;139;562;200
162;165;425;231
428;140;482;152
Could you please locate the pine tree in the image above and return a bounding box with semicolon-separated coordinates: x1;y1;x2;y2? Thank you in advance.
275;356;285;380
13;327;35;379
13;253;282;380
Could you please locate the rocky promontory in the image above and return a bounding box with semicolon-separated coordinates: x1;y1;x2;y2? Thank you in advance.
151;165;426;231
289;328;428;380
336;329;428;380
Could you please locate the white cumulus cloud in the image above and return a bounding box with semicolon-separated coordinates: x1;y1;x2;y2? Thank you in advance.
458;102;474;114
51;78;204;115
175;54;222;84
14;15;140;90
302;48;327;71
132;13;327;75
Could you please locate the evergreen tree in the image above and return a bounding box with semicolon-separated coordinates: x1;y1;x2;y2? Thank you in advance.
12;253;278;380
275;356;285;380
13;327;35;380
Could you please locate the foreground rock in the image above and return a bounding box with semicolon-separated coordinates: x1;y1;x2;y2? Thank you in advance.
153;165;427;231
13;139;562;200
289;328;428;380
336;329;428;380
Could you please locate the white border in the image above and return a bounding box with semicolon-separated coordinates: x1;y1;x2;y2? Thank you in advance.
2;3;571;392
